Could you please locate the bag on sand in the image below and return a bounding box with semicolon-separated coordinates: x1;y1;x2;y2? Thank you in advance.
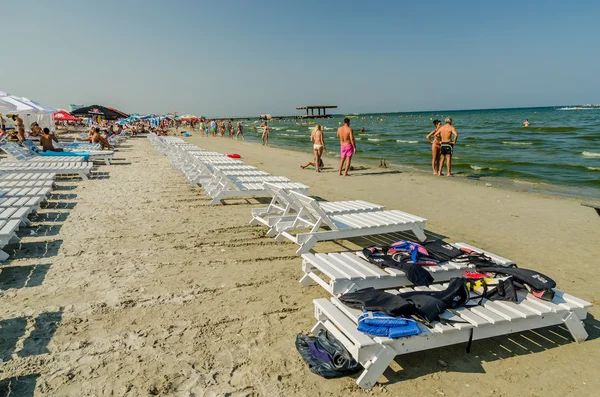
296;330;362;379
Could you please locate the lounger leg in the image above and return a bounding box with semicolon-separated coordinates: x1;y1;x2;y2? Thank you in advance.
296;236;318;255
356;345;397;390
265;227;278;237
0;250;9;261
80;172;89;180
562;312;589;343
104;159;110;166
411;226;427;242
210;194;224;205
9;234;20;243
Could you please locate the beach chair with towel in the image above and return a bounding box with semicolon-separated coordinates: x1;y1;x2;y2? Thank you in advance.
250;182;385;237
22;141;114;166
272;191;428;254
1;142;86;162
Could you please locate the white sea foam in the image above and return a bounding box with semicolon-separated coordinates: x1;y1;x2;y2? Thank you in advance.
587;166;600;171
582;151;600;158
502;141;533;145
286;129;299;132
470;165;484;171
396;140;419;144
368;138;382;142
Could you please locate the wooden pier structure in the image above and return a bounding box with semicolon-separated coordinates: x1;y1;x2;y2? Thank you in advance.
296;104;337;119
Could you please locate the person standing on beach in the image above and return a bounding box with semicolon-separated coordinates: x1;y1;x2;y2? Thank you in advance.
426;119;442;175
262;122;270;145
236;121;244;140
435;116;458;177
210;119;217;137
12;115;25;142
228;119;234;139
311;124;326;173
337;118;356;176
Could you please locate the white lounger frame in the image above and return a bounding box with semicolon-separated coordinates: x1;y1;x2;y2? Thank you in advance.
300;242;513;295
274;191;427;254
0;162;93;180
313;284;591;390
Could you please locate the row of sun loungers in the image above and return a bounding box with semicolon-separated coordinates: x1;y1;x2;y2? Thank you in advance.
0;134;131;261
148;134;592;390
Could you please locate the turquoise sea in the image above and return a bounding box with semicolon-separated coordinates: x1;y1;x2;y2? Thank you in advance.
239;107;600;198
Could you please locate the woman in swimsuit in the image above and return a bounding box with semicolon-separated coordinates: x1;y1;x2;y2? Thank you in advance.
310;124;326;172
426;119;442;175
261;122;270;145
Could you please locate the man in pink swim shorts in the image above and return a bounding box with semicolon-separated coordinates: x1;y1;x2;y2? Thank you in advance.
337;118;357;176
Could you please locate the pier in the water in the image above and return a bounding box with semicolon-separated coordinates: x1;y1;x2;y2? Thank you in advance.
296;104;337;119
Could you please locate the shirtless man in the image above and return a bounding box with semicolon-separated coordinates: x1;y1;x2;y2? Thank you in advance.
236;122;244;140
92;127;113;150
310;124;326;173
40;128;63;152
12;115;25;142
435;117;458;176
523;119;530;127
337;118;356;176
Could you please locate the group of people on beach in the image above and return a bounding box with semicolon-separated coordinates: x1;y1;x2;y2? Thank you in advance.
426;117;458;176
197;119;244;140
302;118;356;176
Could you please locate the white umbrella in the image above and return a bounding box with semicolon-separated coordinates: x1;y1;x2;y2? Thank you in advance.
0;99;17;113
20;97;57;114
0;95;36;115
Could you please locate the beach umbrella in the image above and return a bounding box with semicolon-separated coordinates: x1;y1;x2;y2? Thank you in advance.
0;99;17;113
19;97;57;114
54;110;78;121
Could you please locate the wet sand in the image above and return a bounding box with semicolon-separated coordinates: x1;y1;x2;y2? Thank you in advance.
0;136;598;396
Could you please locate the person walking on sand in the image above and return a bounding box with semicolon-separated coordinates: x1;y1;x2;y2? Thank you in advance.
435;117;458;177
262;121;270;145
210;119;217;137
337;118;356;176
310;124;326;172
426;119;442;175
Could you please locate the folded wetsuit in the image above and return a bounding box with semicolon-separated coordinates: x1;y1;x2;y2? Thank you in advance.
340;278;470;323
474;266;556;301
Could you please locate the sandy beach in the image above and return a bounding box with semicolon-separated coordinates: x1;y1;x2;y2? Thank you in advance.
1;136;599;397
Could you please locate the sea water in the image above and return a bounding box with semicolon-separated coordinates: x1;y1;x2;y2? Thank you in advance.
241;107;600;198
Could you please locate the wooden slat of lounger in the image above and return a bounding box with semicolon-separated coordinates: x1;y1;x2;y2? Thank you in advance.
0;219;20;238
553;290;593;309
304;254;350;280
337;252;390;278
326;253;387;279
453;242;515;265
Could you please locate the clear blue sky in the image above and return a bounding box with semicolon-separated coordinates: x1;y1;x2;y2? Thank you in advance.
4;0;600;117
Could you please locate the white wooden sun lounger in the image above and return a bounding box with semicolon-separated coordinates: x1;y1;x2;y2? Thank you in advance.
205;172;309;205
205;175;291;196
1;142;85;163
0;219;22;261
0;187;52;199
312;284;592;389
250;182;386;237
0;162;93;180
0;172;57;181
0;205;36;226
299;242;514;295
273;191;428;254
0;196;44;210
0;180;54;188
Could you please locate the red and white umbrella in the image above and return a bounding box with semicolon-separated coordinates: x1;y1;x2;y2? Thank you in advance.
54;110;78;121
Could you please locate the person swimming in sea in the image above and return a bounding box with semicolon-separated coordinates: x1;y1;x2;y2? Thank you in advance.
426;119;442;175
434;116;458;177
523;119;530;127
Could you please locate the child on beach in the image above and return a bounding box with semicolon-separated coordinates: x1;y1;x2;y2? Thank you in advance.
310;124;326;172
